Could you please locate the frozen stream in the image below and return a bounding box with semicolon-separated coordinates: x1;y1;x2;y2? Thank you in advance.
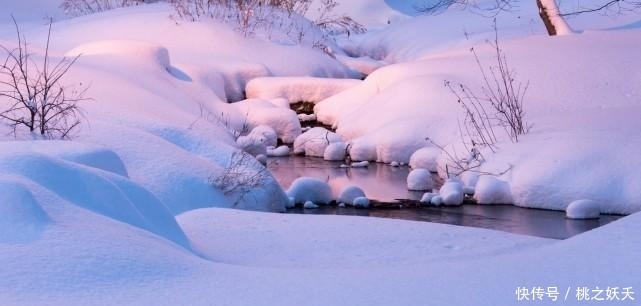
266;156;621;239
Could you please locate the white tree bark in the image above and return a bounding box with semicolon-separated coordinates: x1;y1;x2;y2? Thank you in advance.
538;0;573;35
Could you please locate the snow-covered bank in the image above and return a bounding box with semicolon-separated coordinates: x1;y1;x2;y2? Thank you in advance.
2;207;639;306
315;29;641;214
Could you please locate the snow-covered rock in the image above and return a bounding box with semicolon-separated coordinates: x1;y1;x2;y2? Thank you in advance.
407;169;434;191
267;145;291;157
350;161;370;168
409;147;441;172
439;179;465;206
236;135;268;157
234;99;302;144
293;127;342;157
420;192;436;204
353;197;370;208
303;201;320;209
473;176;513;204
286;177;333;205
566;199;601;219
323;141;348;161
337;185;367;205
248;125;278;148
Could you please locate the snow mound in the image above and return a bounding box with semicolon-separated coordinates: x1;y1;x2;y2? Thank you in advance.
566;199;601;219
248;125;278;148
293;127;342;157
473;176;513;204
0;179;50;244
324;141;348;161
303;201;319;209
353;196;370;208
337;185;367;205
236;135;267;157
245;77;361;103
66;40;171;70
439;179;465;206
407;169;434;191
267;145;291;157
234;99;302;143
409;147;441;172
0;150;189;249
286;177;333;205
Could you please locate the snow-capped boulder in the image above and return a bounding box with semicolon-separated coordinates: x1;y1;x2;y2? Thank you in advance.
337;185;367;205
303;201;320;209
566;199;601;219
473;176;513;204
267;145;291;157
324;142;348;161
409;147;441;172
439;179;465;206
293;127;342;157
353;197;370;208
286;177;333;205
407;169;434;191
236;135;267;157
248;125;278;148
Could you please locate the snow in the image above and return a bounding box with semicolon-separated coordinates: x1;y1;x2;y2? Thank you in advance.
247;125;278;148
233;99;302;144
285;177;333;205
293;127;342;157
409;146;441;172
473;175;513;205
2;1;641;305
352;197;370;208
236;135;267;157
439;179;465;206
303;201;319;209
267;145;291;157
337;185;367;205
566;199;601;219
406;168;434;191
323;141;348;161
245;76;361;103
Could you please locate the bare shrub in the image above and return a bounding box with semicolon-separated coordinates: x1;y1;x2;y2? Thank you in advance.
436;21;526;177
0;18;88;139
169;0;365;54
210;151;269;205
446;20;528;150
60;0;154;17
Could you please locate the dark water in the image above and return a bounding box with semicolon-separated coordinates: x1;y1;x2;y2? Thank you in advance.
266;156;623;239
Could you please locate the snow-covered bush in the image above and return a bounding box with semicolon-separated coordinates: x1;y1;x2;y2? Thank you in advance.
407;168;434;191
286;176;332;205
210;151;269;205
